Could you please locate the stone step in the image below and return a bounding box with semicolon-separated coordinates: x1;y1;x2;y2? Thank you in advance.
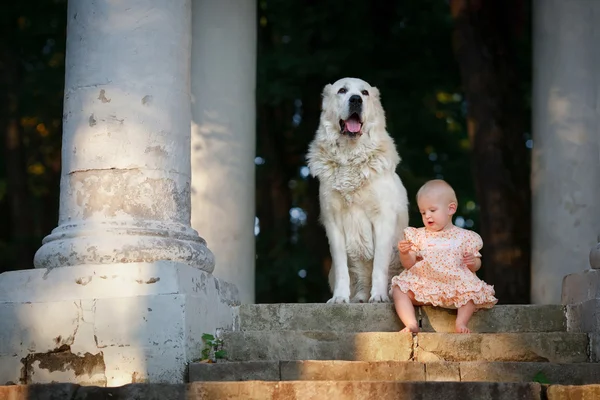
5;381;600;400
235;303;566;333
221;331;589;363
189;360;600;385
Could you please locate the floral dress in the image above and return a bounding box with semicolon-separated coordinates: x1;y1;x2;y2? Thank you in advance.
390;225;497;309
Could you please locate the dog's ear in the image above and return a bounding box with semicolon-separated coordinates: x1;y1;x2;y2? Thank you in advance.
321;84;333;110
371;86;381;100
370;86;383;113
368;86;386;132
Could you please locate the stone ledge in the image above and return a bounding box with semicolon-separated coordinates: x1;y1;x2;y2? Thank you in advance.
419;305;566;333
236;303;566;333
458;362;600;385
414;332;588;363
0;381;544;400
188;360;600;385
189;361;280;382
546;384;600;400
222;331;589;363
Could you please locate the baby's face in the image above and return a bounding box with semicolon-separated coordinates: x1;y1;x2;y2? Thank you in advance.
417;194;454;231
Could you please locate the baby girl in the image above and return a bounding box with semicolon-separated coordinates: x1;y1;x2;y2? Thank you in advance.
390;179;497;333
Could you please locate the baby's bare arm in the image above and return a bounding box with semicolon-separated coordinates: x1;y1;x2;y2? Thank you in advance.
400;251;417;269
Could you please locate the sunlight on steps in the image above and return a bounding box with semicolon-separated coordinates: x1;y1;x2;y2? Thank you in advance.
186;302;598;399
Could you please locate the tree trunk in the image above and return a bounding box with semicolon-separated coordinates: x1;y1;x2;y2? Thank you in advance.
450;0;531;304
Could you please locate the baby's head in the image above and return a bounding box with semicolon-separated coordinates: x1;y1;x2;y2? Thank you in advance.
416;179;457;231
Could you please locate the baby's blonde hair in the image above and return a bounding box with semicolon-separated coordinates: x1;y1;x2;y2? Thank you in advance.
416;179;458;206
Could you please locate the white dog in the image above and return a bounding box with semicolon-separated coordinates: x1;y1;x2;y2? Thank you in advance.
307;77;409;304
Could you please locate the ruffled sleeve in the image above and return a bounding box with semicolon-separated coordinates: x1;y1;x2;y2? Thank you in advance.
463;230;483;257
403;227;421;253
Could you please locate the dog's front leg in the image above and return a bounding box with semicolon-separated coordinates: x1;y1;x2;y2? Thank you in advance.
324;218;351;303
370;216;396;303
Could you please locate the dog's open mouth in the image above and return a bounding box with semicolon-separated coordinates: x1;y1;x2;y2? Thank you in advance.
339;113;363;138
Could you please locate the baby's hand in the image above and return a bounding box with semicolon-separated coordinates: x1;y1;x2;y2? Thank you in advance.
398;240;413;254
463;252;477;271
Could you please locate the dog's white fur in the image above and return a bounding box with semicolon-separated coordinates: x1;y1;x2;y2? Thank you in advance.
307;77;409;304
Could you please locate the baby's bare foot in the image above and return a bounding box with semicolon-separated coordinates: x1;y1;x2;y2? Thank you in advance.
400;325;419;333
455;324;471;334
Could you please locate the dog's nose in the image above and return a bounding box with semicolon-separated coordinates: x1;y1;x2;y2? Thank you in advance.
349;95;362;104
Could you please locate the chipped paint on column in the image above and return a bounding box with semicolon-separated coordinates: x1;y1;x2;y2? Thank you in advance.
34;0;214;272
531;0;600;303
190;0;257;303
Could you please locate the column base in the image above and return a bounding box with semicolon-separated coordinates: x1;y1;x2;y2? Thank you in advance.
33;221;215;273
0;262;239;386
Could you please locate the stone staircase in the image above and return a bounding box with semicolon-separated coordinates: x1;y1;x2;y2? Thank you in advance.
1;303;599;399
188;303;600;399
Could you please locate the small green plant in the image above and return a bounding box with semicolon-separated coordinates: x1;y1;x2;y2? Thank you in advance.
200;333;227;363
532;371;550;384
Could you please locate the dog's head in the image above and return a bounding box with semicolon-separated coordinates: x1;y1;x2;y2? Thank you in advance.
320;77;383;140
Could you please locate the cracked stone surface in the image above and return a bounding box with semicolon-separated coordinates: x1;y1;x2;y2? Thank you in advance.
0;263;239;386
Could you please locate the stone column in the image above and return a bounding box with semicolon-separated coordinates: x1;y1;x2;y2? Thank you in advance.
0;0;239;386
190;0;257;303
33;0;214;273
531;0;600;304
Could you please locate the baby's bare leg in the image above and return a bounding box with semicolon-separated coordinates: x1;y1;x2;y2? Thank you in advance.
455;300;476;333
392;286;419;333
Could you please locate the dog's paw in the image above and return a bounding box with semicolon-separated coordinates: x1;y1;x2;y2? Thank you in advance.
351;292;370;303
368;293;390;303
327;296;350;304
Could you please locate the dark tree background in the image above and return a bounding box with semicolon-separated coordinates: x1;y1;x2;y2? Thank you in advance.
0;0;532;304
0;1;65;272
450;0;531;304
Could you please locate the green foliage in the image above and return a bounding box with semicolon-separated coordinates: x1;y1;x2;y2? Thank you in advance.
199;333;226;363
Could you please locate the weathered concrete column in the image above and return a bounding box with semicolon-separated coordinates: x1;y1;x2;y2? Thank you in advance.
0;0;239;386
190;0;257;303
531;0;600;304
33;0;214;273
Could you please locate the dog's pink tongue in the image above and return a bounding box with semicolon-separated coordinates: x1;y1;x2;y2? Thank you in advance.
345;118;361;133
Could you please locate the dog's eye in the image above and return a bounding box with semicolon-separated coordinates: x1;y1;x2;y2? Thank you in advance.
338;88;347;94
361;90;369;96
